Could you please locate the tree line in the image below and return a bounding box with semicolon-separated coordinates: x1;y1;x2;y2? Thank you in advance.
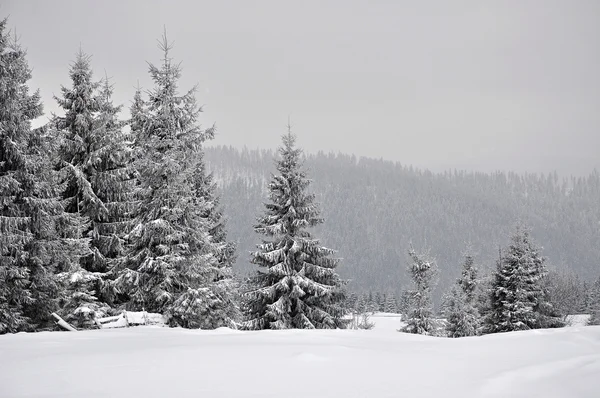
1;18;598;335
0;20;346;333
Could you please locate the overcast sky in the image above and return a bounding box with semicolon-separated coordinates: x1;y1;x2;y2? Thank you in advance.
4;0;599;175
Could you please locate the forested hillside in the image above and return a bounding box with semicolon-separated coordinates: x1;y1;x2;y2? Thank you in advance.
205;145;600;301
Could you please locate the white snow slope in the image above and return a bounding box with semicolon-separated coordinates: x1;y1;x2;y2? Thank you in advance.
0;316;599;398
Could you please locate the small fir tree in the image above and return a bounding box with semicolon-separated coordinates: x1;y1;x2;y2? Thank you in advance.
355;294;368;314
444;252;481;337
587;277;600;326
346;292;359;312
458;251;478;302
443;286;479;337
401;247;437;335
243;129;346;330
384;293;397;313
484;226;561;333
375;292;383;312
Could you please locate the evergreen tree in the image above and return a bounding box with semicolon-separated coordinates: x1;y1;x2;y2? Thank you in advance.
375;292;383;312
0;19;87;333
367;291;374;311
397;290;411;318
588;277;600;325
384;293;397;313
51;50;122;327
484;226;561;333
444;252;480;337
344;291;358;313
355;293;368;314
243;129;346;330
128;84;146;163
443;286;479;337
91;75;137;306
402;247;437;335
458;251;478;302
114;33;234;329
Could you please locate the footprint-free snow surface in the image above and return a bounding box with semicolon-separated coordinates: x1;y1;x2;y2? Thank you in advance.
1;315;599;398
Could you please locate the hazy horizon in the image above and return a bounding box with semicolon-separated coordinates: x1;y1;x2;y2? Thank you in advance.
4;0;599;176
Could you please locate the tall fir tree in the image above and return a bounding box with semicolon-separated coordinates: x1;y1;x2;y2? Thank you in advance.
402;247;437;335
484;226;561;333
113;32;235;329
51;50;123;328
243;129;346;330
0;19;87;333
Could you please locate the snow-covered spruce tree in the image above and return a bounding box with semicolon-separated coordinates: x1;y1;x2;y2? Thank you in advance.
127;84;146;161
443;252;480;337
88;76;137;307
384;292;397;313
484;226;562;334
397;290;411;318
587;276;600;326
443;286;479;338
458;251;478;303
243;130;346;330
51;50;122;328
0;20;88;333
345;291;358;312
114;33;235;329
355;293;368;314
375;292;383;312
401;247;437;335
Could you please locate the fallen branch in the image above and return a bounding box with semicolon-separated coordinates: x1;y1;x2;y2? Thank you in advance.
51;313;78;332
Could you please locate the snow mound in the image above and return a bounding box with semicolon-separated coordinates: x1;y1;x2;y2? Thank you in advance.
97;311;167;329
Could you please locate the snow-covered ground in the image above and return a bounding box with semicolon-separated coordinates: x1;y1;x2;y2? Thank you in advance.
0;315;599;398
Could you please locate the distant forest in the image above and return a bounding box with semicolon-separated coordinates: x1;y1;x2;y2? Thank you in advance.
205;145;600;301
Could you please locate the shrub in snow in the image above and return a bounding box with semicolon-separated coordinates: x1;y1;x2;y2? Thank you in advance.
348;312;375;330
243;129;347;330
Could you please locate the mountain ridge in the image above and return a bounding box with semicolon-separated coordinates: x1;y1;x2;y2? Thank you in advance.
204;145;600;300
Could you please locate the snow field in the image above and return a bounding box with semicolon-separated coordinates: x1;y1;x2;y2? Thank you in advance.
0;315;598;398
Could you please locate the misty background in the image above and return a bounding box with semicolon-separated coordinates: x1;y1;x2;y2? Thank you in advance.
4;0;599;176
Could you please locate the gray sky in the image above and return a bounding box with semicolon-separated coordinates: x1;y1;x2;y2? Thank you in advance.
4;0;599;175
